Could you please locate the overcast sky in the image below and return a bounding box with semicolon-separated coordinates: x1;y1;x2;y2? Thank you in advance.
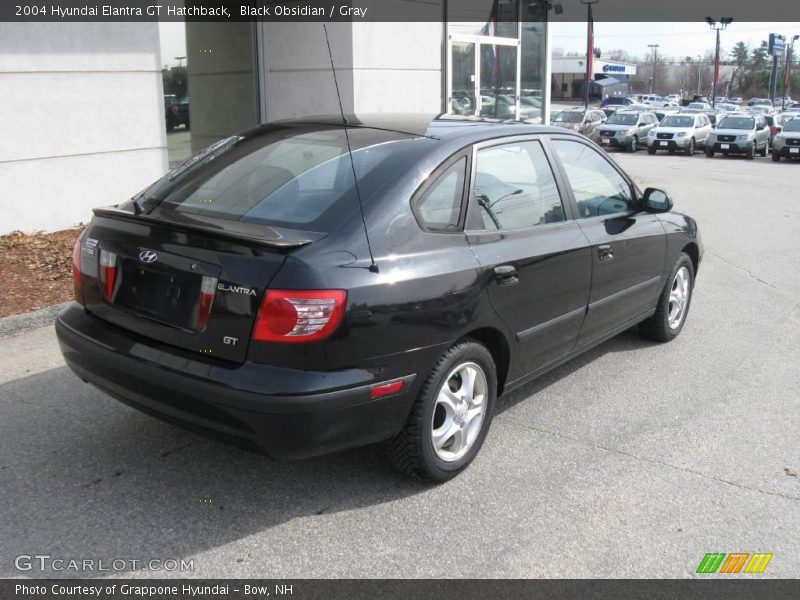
158;22;800;68
553;22;800;62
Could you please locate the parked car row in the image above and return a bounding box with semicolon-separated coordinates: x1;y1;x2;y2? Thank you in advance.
550;105;800;162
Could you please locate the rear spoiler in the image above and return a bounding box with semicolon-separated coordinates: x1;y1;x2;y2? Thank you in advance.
93;206;322;250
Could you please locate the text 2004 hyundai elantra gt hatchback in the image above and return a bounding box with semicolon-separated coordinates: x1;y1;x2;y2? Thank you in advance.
57;115;702;482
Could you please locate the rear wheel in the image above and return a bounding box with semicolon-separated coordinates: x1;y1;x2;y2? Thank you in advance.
639;253;694;343
385;340;497;482
685;138;695;156
760;140;769;157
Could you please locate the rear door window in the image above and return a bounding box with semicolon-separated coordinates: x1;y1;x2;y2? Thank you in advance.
471;140;565;231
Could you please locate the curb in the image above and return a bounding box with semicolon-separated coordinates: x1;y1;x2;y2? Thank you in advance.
0;302;71;339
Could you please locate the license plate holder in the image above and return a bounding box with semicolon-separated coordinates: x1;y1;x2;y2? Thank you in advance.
601;138;610;144
721;143;730;149
660;141;668;146
791;148;799;154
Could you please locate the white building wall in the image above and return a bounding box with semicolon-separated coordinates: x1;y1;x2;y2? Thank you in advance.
350;22;442;114
0;23;167;234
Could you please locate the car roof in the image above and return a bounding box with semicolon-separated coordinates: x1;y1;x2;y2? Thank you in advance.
271;113;583;145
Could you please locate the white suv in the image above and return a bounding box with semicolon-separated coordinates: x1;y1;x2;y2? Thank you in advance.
647;112;713;155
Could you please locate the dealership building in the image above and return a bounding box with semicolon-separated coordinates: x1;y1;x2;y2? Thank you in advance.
0;1;554;234
551;56;637;101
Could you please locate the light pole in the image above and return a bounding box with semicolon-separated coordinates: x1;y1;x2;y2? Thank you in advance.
705;17;733;108
783;35;799;110
580;0;599;109
648;44;659;94
696;54;702;95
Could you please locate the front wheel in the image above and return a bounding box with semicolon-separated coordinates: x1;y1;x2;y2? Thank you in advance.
685;138;695;156
628;135;638;153
647;146;656;155
385;340;497;482
705;149;714;158
639;253;695;343
746;144;756;160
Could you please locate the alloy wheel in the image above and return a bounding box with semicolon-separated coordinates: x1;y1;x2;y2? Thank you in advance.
668;266;691;329
431;362;488;462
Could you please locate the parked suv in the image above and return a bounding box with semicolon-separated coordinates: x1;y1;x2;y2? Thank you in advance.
771;116;800;161
706;114;770;159
647;112;712;155
597;110;659;152
550;107;606;141
55;115;701;482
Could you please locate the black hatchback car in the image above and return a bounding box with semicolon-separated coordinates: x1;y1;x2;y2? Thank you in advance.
57;115;702;482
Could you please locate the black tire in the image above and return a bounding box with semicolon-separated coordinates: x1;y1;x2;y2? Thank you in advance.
639;253;695;343
685;137;695;156
772;152;780;162
705;149;714;158
385;339;497;482
647;146;657;155
746;144;756;160
760;140;768;157
628;135;638;153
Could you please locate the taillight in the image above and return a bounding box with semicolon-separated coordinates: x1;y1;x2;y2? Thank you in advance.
252;290;346;343
770;126;778;134
196;275;218;332
72;238;84;304
99;249;117;301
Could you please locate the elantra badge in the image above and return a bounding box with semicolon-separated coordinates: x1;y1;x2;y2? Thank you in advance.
139;250;158;263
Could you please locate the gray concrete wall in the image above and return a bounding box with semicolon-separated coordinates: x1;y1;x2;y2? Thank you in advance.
185;22;259;152
0;23;167;234
263;20;442;121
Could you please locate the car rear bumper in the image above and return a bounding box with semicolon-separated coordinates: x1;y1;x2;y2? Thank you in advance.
56;303;423;459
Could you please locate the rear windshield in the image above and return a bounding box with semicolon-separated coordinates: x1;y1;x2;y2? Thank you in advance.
553;111;583;123
687;103;706;110
604;98;627;105
137;125;417;233
784;118;800;132
717;117;754;130
661;116;694;128
606;113;638;125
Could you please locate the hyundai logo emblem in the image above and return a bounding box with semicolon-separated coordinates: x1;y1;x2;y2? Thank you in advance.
139;250;158;264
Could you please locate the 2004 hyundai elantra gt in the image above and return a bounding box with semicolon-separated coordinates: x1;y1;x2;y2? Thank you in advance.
56;114;702;482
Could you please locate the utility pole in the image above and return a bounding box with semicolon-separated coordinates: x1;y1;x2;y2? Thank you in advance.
697;55;702;95
783;35;799;110
705;17;733;107
648;44;659;94
580;0;599;109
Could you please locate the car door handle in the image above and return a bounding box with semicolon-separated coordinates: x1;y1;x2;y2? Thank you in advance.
493;265;519;285
598;244;614;261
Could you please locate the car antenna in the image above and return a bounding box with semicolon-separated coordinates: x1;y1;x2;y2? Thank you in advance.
322;24;379;273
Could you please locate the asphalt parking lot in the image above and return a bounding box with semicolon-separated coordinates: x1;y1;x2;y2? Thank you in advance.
1;152;799;579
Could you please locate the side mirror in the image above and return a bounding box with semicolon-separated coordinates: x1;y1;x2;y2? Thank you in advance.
641;188;673;213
